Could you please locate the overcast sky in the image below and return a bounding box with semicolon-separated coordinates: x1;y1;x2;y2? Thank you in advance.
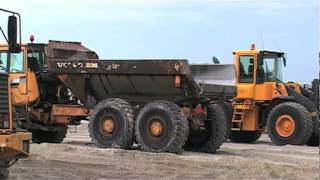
1;0;319;83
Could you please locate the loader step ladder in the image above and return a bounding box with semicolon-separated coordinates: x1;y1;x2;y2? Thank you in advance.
231;109;244;131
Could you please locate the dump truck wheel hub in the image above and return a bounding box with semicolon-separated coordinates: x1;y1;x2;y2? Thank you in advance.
102;118;115;134
275;115;295;137
149;119;164;137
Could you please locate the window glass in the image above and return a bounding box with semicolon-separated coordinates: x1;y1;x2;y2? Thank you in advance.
257;55;283;82
275;59;283;81
239;55;254;83
27;51;46;72
10;53;24;72
0;53;8;73
0;51;24;73
261;58;275;81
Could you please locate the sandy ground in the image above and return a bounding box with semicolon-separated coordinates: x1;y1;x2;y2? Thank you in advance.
8;122;319;180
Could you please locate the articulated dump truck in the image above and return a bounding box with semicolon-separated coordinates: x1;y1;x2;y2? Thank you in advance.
1;39;236;154
46;41;237;153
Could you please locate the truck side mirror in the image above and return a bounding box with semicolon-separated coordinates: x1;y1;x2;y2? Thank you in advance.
8;15;20;52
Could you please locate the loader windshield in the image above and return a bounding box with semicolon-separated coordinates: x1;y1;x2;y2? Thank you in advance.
257;53;284;83
0;51;24;73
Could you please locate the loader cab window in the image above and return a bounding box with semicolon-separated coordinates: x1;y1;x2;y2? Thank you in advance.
27;51;46;73
0;51;24;73
239;55;254;83
257;53;284;83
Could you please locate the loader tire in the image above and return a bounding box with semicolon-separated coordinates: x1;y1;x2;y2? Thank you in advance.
306;134;319;146
89;98;134;149
267;102;313;145
306;117;319;146
135;100;189;153
185;103;227;153
229;131;261;143
32;127;67;144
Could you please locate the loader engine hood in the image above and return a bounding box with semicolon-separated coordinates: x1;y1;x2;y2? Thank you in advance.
47;40;98;59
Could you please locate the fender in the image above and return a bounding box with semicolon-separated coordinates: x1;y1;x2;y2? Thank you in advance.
284;86;318;113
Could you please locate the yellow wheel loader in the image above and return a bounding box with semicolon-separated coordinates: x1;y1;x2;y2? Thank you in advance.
0;8;31;179
229;45;319;146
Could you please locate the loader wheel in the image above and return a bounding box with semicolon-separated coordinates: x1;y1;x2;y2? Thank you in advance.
185;103;227;153
89;98;134;149
135;100;189;153
306;117;319;146
306;134;319;146
32;127;68;144
229;131;261;143
267;102;313;145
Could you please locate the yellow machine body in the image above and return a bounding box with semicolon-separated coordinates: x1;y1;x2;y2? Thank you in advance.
233;48;288;131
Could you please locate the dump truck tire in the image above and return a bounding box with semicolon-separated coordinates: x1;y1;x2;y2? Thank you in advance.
135;100;189;153
221;102;233;139
0;160;9;180
185;103;227;153
89;98;134;149
0;167;8;180
267;102;313;145
32;127;67;144
229;131;261;143
50;129;68;143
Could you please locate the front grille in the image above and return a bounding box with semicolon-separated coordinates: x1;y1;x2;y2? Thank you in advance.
0;73;9;129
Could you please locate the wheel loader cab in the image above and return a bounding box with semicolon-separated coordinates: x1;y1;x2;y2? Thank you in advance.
27;43;47;73
0;44;39;106
235;49;286;101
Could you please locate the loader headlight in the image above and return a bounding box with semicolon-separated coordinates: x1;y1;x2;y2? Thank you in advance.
11;78;20;86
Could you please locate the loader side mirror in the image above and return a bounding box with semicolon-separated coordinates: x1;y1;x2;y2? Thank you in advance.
212;56;220;64
283;56;287;67
8;15;20;53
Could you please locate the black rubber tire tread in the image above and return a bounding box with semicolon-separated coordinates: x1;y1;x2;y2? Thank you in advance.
135;100;189;153
0;168;8;180
185;103;227;153
32;127;67;144
229;131;262;143
267;102;313;145
89;98;134;149
200;103;227;153
220;102;233;139
0;161;9;180
306;134;319;146
306;116;319;147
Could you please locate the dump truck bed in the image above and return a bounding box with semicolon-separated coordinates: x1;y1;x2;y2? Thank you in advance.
47;59;236;107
